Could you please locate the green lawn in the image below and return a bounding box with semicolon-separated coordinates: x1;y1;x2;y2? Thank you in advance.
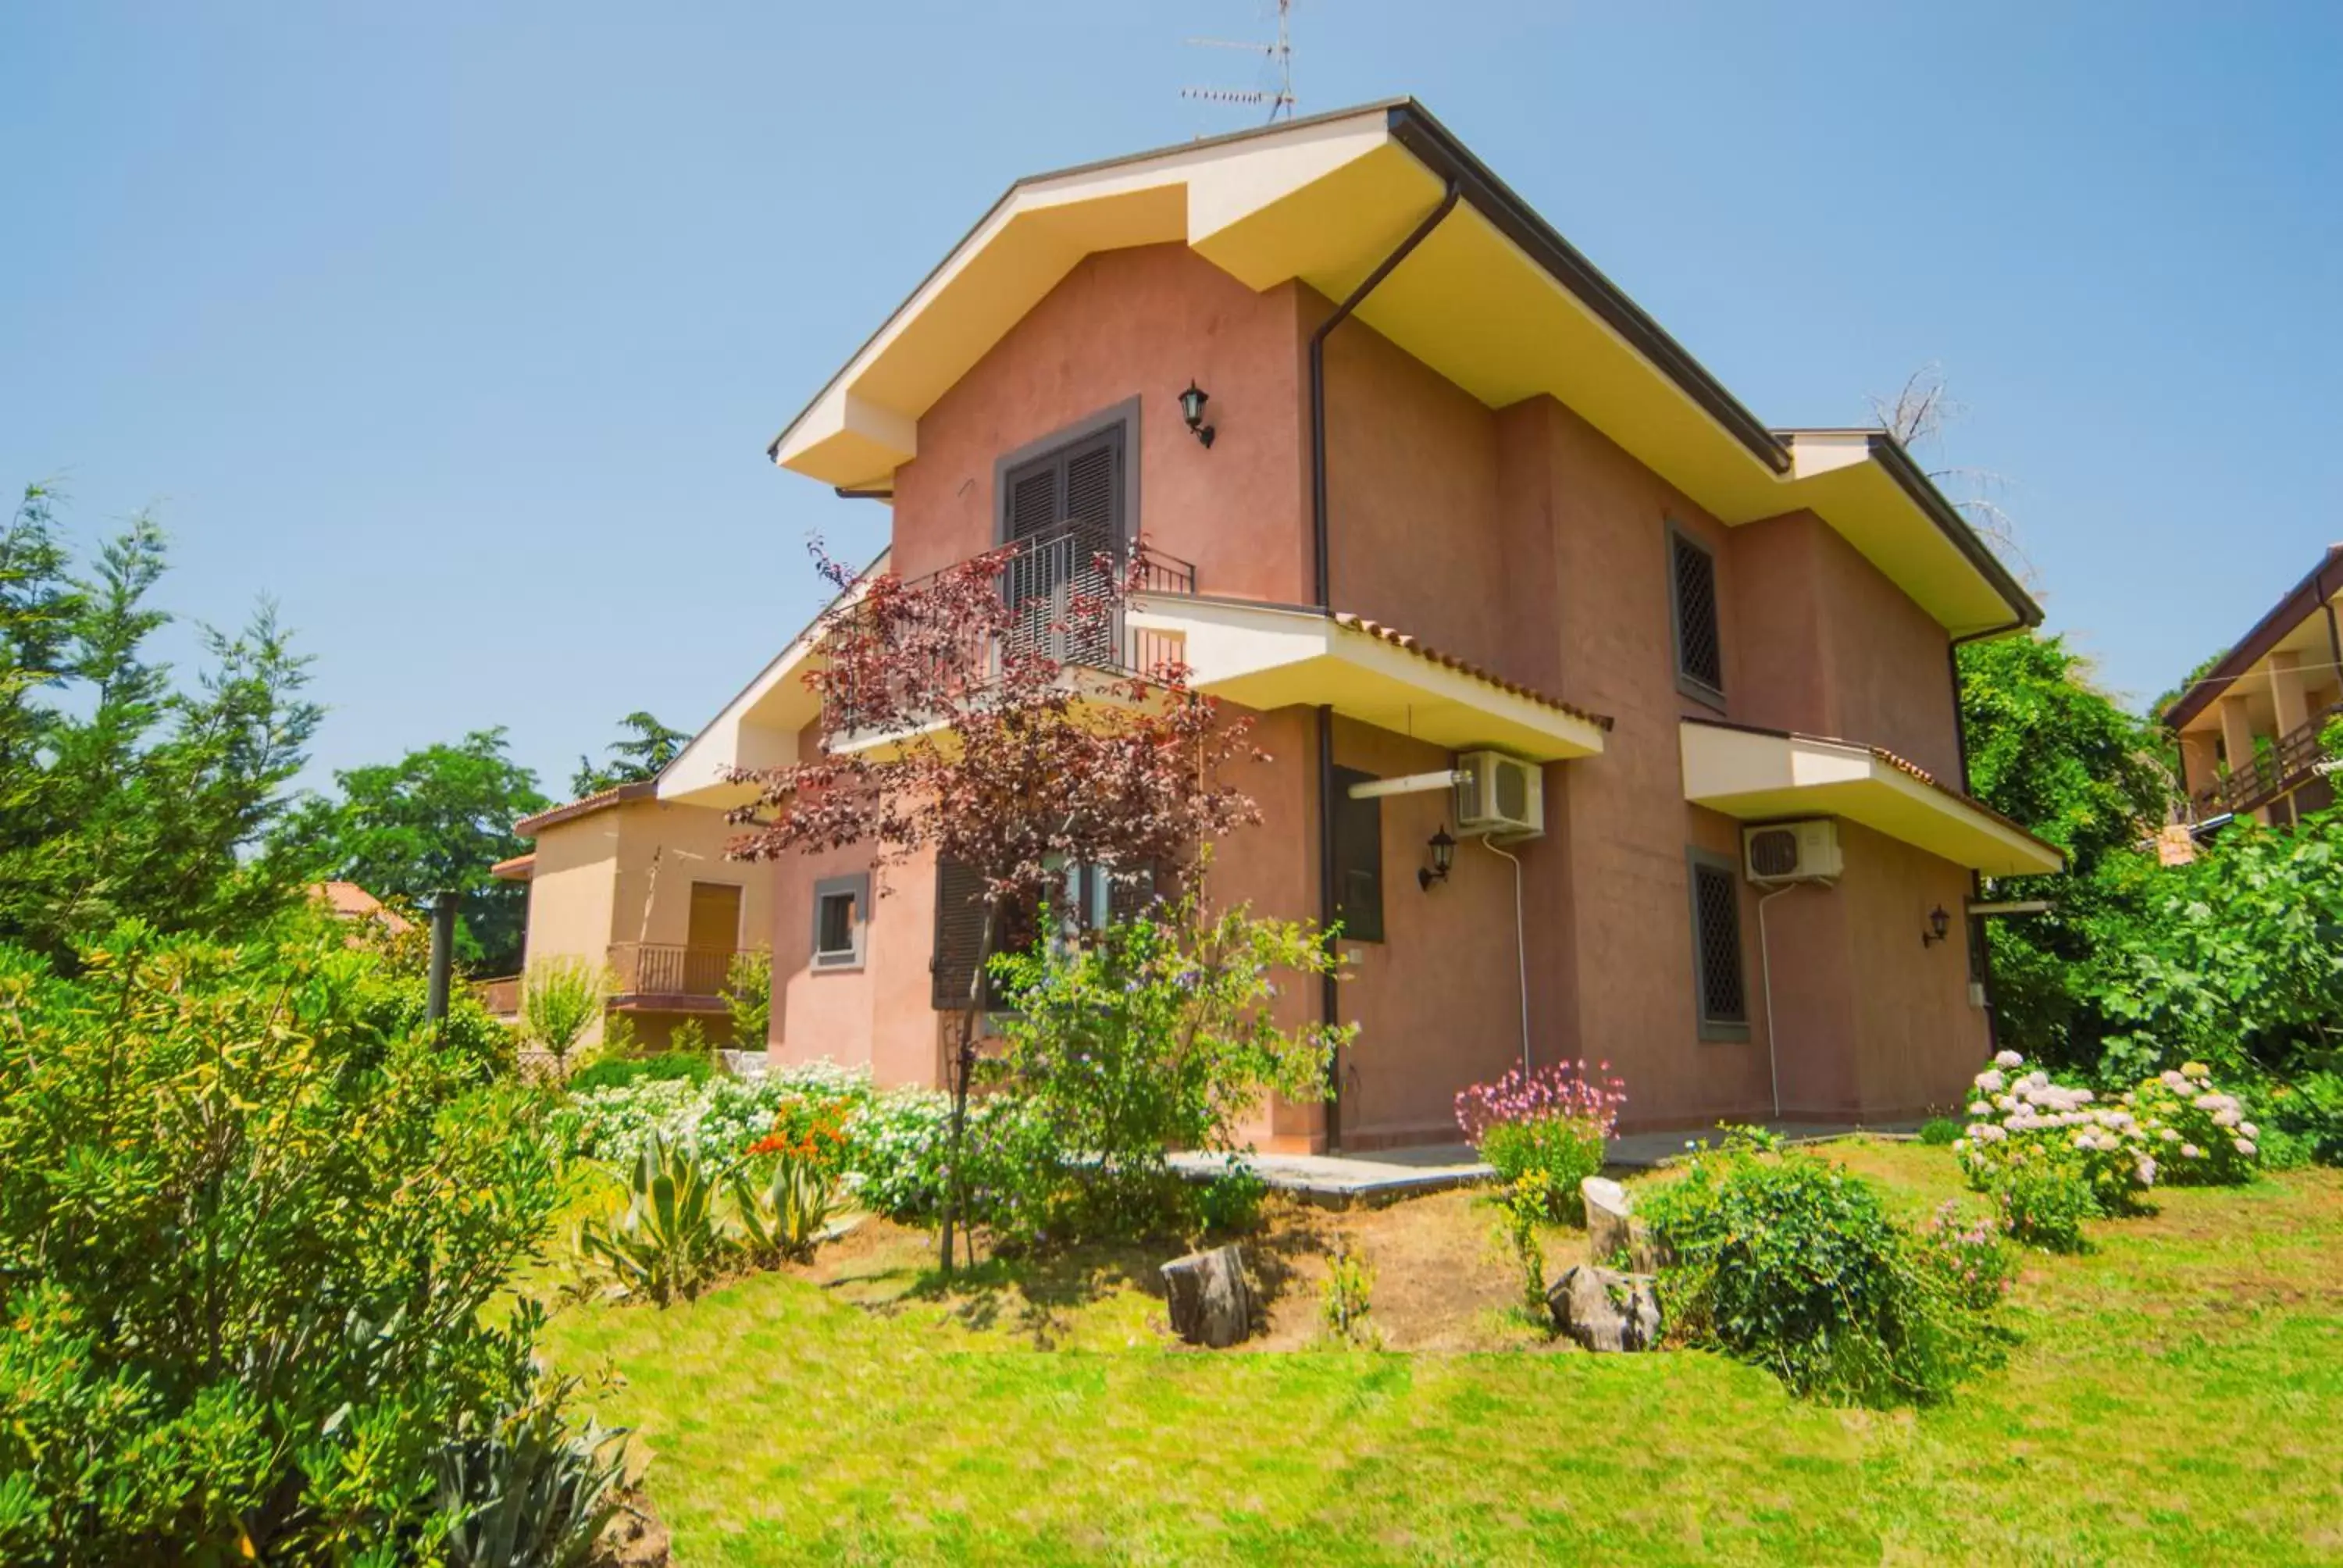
544;1141;2343;1566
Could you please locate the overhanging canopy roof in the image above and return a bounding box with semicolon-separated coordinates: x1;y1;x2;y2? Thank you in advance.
1679;718;2061;878
769;99;2038;638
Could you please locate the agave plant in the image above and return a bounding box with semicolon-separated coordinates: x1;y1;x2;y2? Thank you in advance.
433;1372;628;1568
574;1131;732;1306
733;1152;837;1267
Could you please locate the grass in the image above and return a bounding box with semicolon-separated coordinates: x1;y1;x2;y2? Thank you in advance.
544;1140;2343;1565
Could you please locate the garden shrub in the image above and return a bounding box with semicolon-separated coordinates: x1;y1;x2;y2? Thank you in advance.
568;1049;717;1095
574;1131;733;1306
2127;1060;2259;1185
1955;1049;2157;1221
1640;1139;1992;1406
1194;1164;1269;1235
0;924;572;1560
1500;1173;1551;1318
1319;1238;1378;1349
2266;1069;2343;1164
1990;1160;2097;1253
984;899;1346;1245
1917;1117;1963;1146
1910;1202;2017;1310
1454;1059;1625;1222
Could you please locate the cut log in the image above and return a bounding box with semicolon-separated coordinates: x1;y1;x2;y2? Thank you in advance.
1548;1263;1661;1352
1161;1242;1254;1348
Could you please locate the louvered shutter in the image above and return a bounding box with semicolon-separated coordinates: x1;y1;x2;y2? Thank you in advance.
931;857;990;1010
1000;426;1125;666
1329;768;1385;943
1006;463;1060;543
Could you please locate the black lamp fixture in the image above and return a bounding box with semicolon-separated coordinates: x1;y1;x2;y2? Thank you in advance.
1420;826;1457;891
1179;380;1216;448
1922;904;1952;948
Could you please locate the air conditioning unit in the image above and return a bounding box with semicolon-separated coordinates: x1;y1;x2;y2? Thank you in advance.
1742;820;1842;884
1453;750;1543;839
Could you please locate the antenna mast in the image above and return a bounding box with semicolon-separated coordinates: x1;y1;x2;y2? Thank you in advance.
1181;0;1295;125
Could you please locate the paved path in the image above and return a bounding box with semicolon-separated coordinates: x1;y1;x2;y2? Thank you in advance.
1175;1121;1919;1206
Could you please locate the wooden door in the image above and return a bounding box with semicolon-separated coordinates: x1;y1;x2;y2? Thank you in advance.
685;882;743;994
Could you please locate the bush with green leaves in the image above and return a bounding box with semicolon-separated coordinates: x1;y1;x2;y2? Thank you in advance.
1917;1117;1963;1146
1195;1164;1269;1235
520;956;612;1078
722;947;772;1048
1989;1159;2098;1253
2127;1061;2261;1185
984;898;1347;1243
1500;1173;1551;1319
567;1049;717;1095
1640;1136;1994;1406
1910;1202;2018;1310
0;923;572;1561
1454;1059;1625;1223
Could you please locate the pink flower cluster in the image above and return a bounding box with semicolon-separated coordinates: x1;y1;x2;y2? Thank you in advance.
1454;1058;1628;1146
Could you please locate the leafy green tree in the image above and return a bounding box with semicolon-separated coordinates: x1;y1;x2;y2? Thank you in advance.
520;955;612;1077
721;947;772;1049
571;710;690;796
280;729;548;974
0;485;321;964
1959;632;2172;1065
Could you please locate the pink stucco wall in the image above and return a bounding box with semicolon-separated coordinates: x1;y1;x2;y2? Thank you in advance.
765;235;1995;1141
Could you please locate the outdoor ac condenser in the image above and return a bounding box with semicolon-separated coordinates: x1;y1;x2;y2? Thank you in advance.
1453;750;1543;839
1742;820;1842;884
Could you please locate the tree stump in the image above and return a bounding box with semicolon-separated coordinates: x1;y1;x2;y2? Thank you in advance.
1547;1263;1662;1352
1161;1243;1254;1348
1582;1175;1661;1272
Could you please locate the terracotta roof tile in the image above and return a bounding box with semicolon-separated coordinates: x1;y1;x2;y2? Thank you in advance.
513;778;658;836
1332;613;1615;732
310;882;413;935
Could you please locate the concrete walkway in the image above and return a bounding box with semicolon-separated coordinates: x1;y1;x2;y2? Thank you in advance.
1176;1121;1919;1206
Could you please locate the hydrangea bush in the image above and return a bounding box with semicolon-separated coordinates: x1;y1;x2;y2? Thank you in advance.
2128;1061;2260;1185
1954;1049;2156;1216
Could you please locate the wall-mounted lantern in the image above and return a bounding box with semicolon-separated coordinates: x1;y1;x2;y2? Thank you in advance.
1419;826;1457;891
1921;904;1952;948
1179;381;1216;448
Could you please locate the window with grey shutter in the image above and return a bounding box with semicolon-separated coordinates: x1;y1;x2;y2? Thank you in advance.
1670;525;1724;703
811;873;869;971
1330;767;1385;943
1687;847;1749;1041
931;858;1036;1010
1000;426;1125;666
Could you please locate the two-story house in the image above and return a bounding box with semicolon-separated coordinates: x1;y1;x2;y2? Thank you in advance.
2164;543;2343;830
480;781;772;1053
660;99;2060;1148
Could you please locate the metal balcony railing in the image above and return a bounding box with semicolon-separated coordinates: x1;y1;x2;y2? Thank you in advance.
821;525;1197;734
608;943;742;1002
2195;699;2343;818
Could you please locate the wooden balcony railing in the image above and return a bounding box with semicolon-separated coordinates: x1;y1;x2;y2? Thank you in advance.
2196;699;2343;818
472;975;521;1017
822;526;1197;734
608;943;740;1003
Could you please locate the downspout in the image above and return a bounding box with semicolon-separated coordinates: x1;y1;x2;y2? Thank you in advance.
1481;837;1530;1077
1755;882;1804;1121
1306;184;1459;1154
1308;181;1460;608
1949;618;2027;1056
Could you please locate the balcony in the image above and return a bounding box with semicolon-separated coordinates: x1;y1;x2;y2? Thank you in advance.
608;942;747;1010
2195;699;2343;820
821;524;1198;742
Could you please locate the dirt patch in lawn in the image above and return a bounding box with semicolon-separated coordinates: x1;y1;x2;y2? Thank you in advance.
790;1185;1594;1352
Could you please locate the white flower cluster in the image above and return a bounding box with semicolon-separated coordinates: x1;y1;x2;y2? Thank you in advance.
1956;1050;2157;1192
2134;1062;2260;1165
557;1060;879;1167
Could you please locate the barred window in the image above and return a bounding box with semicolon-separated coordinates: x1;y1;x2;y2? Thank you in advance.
1688;848;1749;1041
1670;525;1724;701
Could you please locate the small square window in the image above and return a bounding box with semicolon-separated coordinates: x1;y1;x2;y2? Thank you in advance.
811;873;868;971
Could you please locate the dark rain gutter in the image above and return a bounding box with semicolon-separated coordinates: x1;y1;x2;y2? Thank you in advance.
1308;180;1459;608
1865;434;2042;633
1947;615;2032;1059
2163;546;2343;732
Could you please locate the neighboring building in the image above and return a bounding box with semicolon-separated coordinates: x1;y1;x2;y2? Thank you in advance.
2163;544;2343;830
311;880;413;939
660;99;2060;1147
483;779;772;1051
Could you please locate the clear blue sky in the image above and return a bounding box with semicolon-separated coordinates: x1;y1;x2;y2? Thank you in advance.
5;2;2338;797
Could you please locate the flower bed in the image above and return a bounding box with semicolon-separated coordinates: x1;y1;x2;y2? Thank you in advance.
1454;1059;1626;1222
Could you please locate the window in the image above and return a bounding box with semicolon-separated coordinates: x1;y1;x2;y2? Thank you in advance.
998;410;1133;667
1687;847;1749;1042
811;873;868;971
1669;524;1724;704
1330;766;1385;943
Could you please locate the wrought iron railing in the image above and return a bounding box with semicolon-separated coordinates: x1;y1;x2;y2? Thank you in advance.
822;525;1196;734
608;943;740;1001
2195;699;2343;818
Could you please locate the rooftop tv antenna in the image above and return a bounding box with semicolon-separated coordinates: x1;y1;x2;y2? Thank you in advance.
1182;0;1296;125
